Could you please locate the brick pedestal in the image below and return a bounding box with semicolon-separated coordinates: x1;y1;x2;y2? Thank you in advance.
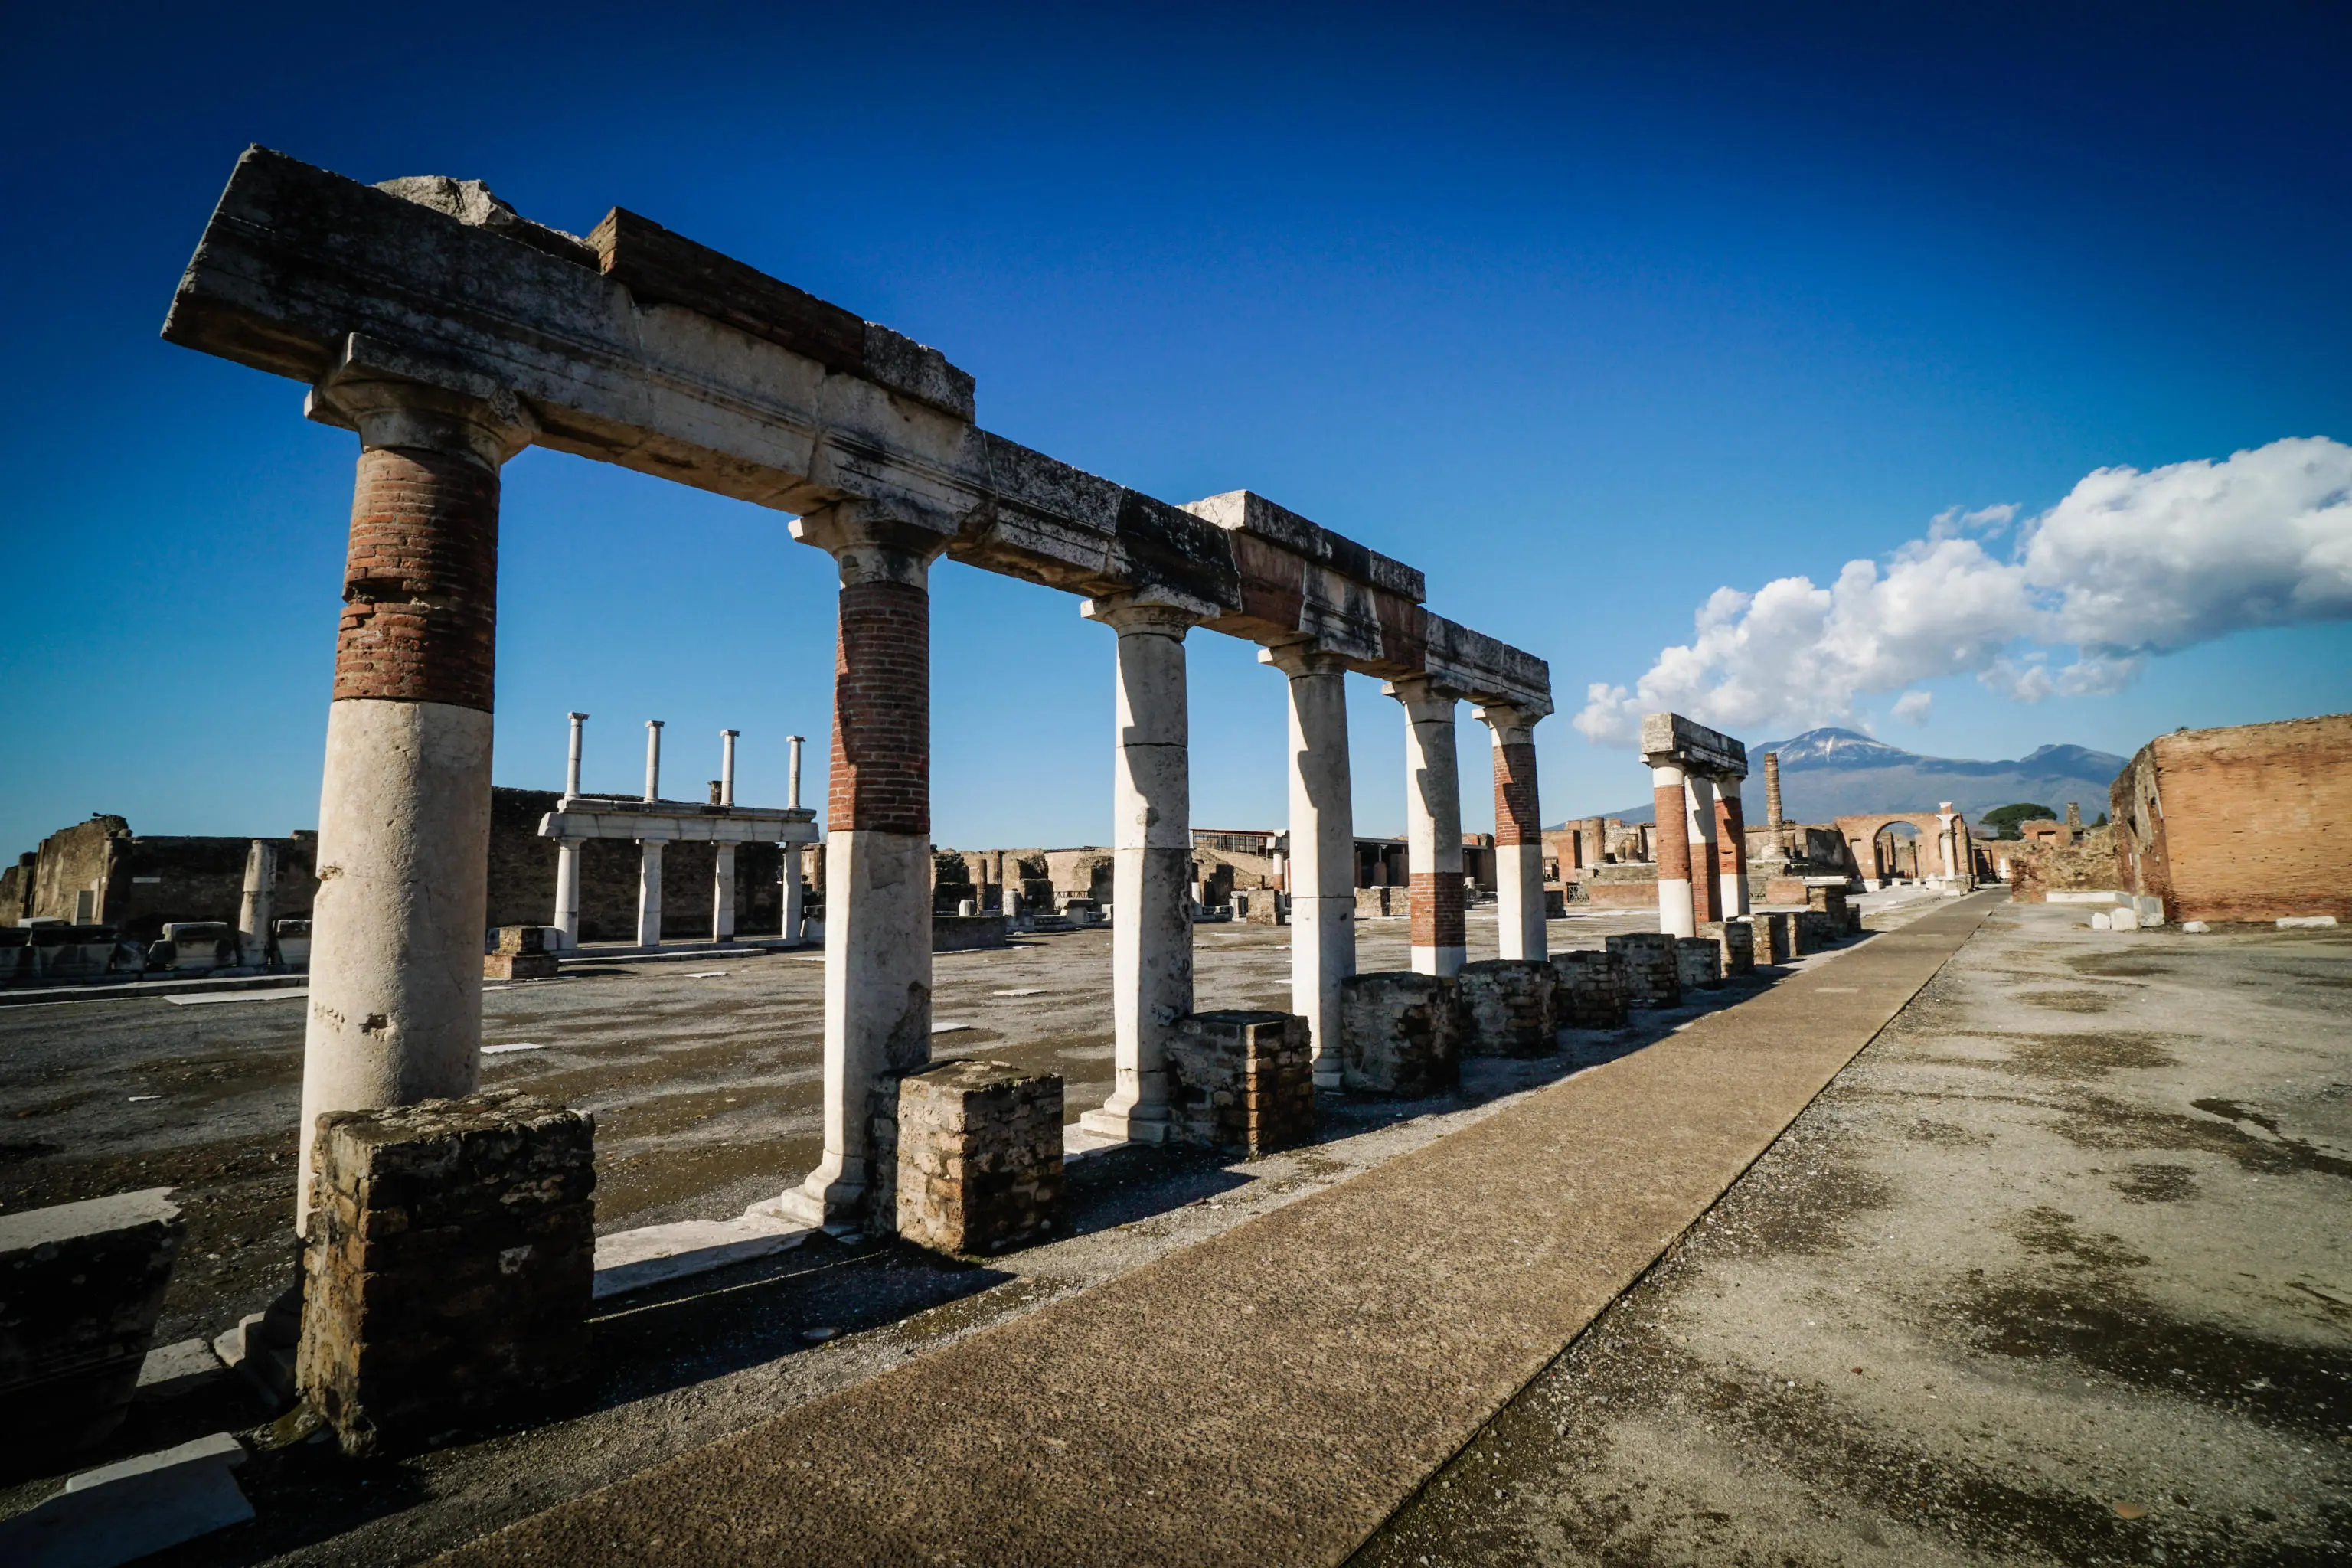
1455;959;1559;1057
1751;911;1797;963
1606;933;1683;1009
0;1189;182;1466
298;1092;594;1456
891;1062;1063;1254
1674;936;1724;990
1800;910;1842;950
1165;1011;1314;1156
485;926;560;980
1339;972;1462;1096
1551;950;1630;1028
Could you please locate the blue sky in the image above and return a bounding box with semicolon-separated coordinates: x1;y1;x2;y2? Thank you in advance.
4;2;2348;855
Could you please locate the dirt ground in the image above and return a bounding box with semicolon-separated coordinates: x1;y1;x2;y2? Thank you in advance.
1354;901;2352;1566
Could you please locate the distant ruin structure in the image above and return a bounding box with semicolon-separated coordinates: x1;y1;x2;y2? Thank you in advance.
2112;714;2352;924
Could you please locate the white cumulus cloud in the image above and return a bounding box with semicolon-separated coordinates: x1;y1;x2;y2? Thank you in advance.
1574;436;2352;747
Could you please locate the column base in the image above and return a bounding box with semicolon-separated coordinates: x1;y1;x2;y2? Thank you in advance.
1409;944;1468;978
1312;1067;1343;1091
1078;1105;1171;1145
763;1165;867;1233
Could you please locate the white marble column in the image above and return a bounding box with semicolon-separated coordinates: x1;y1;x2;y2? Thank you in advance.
1081;591;1206;1143
782;733;807;945
1388;677;1466;976
1265;644;1355;1086
635;840;665;948
712;843;737;940
552;841;582;951
1476;703;1547;962
237;839;279;969
775;504;945;1228
296;368;533;1228
643;719;664;802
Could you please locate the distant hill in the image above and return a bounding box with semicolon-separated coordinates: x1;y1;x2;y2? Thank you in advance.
1586;727;2128;825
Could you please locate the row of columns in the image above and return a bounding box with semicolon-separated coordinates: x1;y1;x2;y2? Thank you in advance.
1648;760;1750;939
293;374;1548;1236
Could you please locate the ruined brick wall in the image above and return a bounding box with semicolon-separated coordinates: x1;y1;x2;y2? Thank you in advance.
2007;825;2122;903
2112;714;2352;923
1043;849;1116;906
28;817;130;925
0;857;29;922
116;833;318;943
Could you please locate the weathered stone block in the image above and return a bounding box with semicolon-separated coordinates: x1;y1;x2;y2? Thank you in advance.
485;928;560;979
1454;959;1559;1057
1166;1011;1315;1156
0;1189;183;1467
1674;936;1724;990
1353;885;1401;919
1339;972;1462;1096
1550;949;1630;1029
893;1061;1063;1254
1697;920;1756;977
1752;910;1800;963
1606;933;1683;1009
1800;910;1841;950
297;1092;593;1457
1845;902;1864;936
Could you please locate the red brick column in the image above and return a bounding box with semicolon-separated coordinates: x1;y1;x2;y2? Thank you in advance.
831;580;930;836
1717;787;1749;916
335;447;499;707
1481;701;1547;961
1651;762;1695;936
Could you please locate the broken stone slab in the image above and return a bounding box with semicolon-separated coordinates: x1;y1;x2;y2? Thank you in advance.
2277;915;2339;929
0;1188;184;1467
0;1432;250;1567
590;1212;814;1301
134;1338;225;1402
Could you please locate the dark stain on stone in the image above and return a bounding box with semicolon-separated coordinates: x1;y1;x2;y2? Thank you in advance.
2045;1090;2352;1182
2004;1204;2153;1270
2066;952;2175;979
1991;1030;2180;1080
2018;988;2117;1014
2112;1163;2200;1204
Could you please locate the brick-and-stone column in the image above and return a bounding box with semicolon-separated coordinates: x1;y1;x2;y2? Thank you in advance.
1478;703;1546;962
777;505;945;1227
1080;592;1206;1143
296;373;534;1227
1651;760;1694;938
1263;643;1355;1087
1388;678;1465;976
1717;786;1749;917
1686;771;1721;925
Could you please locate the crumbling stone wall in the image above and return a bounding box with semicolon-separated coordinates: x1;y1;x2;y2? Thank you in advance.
2111;714;2352;923
2007;825;2122;903
28;816;130;926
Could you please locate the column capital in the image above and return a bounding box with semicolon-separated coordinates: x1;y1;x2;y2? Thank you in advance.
1082;587;1215;637
1383;675;1465;714
1259;640;1349;678
305;339;537;470
1472;701;1541;746
790;500;952;586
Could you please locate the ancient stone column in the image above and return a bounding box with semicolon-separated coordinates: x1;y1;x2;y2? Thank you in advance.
1716;786;1750;917
1651;760;1695;938
643;720;664;802
782;733;806;946
1388;678;1465;977
552;713;587;952
296;371;533;1226
1685;772;1721;925
712;844;737;940
564;711;587;799
720;728;738;807
635;841;665;947
1584;815;1607;868
778;505;944;1226
1080;591;1206;1144
238;839;279;969
1264;643;1356;1087
1764;751;1784;834
1477;703;1547;962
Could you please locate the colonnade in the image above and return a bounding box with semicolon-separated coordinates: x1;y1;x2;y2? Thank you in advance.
1642;714;1751;939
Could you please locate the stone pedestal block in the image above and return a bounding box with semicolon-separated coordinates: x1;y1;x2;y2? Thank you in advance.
891;1061;1063;1254
1674;936;1724;990
1339;972;1462;1096
485;926;560;980
0;1189;182;1466
1550;950;1630;1029
1752;911;1799;964
1165;1011;1314;1156
1845;903;1864;936
1454;959;1559;1057
298;1092;594;1457
1606;933;1683;1009
1697;920;1756;977
1800;910;1841;950
1805;885;1850;920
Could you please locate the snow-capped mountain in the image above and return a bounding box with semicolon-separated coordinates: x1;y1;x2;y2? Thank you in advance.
1589;727;2129;825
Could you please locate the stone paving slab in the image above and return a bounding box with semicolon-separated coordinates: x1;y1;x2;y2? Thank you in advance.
436;893;1998;1568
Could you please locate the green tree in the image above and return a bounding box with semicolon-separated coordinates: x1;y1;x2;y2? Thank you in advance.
1981;802;2056;840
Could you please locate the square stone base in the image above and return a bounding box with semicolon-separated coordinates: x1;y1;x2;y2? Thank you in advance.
892;1061;1063;1254
1674;937;1725;990
485;952;560;979
298;1092;593;1456
0;1189;182;1467
1606;933;1683;1009
1455;959;1560;1057
1340;972;1462;1096
1167;1011;1315;1156
1550;950;1630;1029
